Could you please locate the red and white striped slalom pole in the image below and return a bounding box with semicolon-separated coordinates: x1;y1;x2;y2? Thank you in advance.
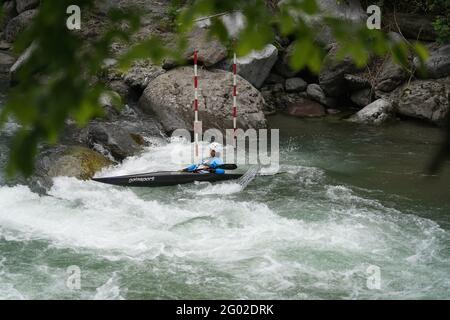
232;52;237;146
193;49;202;162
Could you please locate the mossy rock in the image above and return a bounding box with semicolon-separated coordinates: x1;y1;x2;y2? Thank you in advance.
48;146;112;180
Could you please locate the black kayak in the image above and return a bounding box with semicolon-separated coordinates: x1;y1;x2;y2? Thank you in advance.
92;171;243;187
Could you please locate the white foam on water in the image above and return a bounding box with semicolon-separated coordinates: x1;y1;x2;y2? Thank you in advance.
0;258;26;300
183;181;243;195
0;141;449;299
0;283;25;300
94;273;125;300
0;179;396;261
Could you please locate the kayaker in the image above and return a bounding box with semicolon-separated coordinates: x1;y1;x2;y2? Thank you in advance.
182;142;225;174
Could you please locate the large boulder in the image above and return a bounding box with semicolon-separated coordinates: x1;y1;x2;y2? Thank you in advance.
392;13;437;42
375;57;409;92
4;9;37;43
139;66;267;132
36;146;112;182
78;114;165;161
285;98;326;117
319;45;359;97
0;51;15;73
16;0;40;13
103;60;165;100
235;44;278;89
389;78;450;125
184;27;228;67
85;122;146;161
1;1;17;30
414;44;450;79
164;27;228;69
348;99;393;125
122;61;165;92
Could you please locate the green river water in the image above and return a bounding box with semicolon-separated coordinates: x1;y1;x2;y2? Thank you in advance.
0;82;449;299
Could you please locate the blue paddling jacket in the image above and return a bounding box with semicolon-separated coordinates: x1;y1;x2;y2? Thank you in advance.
184;157;225;174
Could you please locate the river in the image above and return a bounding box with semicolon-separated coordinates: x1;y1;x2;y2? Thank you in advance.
0;82;449;298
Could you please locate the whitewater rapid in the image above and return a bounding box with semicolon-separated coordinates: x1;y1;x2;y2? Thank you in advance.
0;137;449;299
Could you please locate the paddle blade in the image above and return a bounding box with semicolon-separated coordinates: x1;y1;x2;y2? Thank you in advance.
217;164;238;170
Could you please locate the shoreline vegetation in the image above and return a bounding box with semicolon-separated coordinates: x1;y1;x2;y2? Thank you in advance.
0;0;449;187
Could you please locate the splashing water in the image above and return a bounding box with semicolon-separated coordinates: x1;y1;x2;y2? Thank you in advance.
0;115;450;299
237;166;260;190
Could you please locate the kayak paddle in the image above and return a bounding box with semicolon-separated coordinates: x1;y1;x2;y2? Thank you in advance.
216;164;238;170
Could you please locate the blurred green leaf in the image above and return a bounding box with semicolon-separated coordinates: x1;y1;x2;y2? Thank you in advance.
413;42;430;64
118;37;168;71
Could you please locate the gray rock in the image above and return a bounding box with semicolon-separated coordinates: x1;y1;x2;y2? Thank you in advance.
387;31;404;44
235;44;278;88
0;41;12;50
306;84;326;102
348;99;393;125
376;57;409;92
285;77;307;92
285;98;326;118
327;108;341;115
260;86;276;111
319;45;358;97
0;51;15;73
4;9;37;43
1;1;17;30
162;28;228;69
123;61;165;91
34;146;112;188
98;91;123;119
86;123;143;161
139;66;267;133
414;44;450;79
271;83;285;94
58;102;166;162
107;80;131;101
16;0;40;13
306;83;336;107
393;13;437;42
389;78;450;125
166;26;228;68
351;88;373;107
264;73;285;85
344;74;371;91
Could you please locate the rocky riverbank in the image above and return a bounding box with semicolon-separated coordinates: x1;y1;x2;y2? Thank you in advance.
0;0;449;187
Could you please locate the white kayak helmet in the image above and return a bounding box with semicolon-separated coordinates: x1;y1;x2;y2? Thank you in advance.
209;142;223;155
